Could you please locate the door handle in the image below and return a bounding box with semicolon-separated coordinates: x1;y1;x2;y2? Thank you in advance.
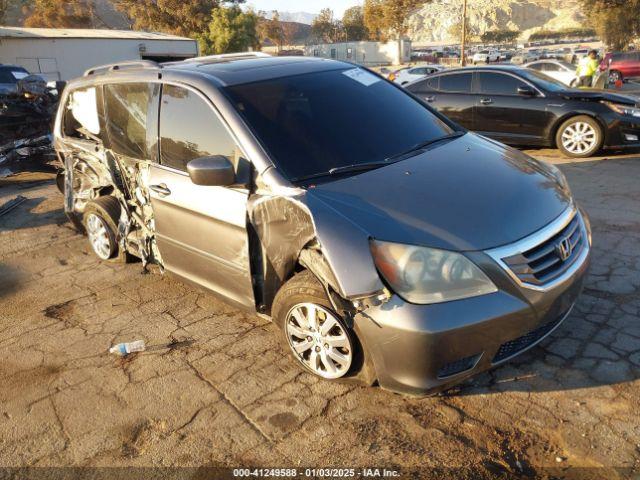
425;95;436;102
480;98;493;105
149;183;171;196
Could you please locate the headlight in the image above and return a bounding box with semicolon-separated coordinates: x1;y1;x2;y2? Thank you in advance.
604;102;640;118
370;240;497;304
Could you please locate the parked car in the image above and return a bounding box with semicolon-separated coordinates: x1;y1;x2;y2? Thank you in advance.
511;50;539;65
0;64;31;95
472;50;500;64
600;51;640;82
524;60;578;86
407;65;640;158
55;55;591;395
392;64;444;85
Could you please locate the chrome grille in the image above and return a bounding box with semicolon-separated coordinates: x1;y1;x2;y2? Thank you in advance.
501;213;585;287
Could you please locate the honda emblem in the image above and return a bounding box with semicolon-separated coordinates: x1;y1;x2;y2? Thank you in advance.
556;237;572;261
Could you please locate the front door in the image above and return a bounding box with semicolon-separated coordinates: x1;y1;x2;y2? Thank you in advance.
148;83;255;308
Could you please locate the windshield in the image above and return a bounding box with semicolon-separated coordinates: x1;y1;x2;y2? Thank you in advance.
223;68;454;182
519;69;569;92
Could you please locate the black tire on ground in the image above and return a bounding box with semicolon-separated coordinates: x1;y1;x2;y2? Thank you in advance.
272;270;376;386
82;196;132;263
555;115;604;159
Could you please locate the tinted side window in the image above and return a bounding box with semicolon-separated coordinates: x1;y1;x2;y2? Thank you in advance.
104;83;155;159
159;85;237;172
63;86;103;142
477;73;528;95
439;73;472;93
528;63;544;71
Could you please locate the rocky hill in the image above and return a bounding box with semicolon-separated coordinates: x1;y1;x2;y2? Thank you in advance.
408;0;586;43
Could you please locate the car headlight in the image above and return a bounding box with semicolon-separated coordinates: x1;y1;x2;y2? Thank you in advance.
370;240;497;304
604;102;640;118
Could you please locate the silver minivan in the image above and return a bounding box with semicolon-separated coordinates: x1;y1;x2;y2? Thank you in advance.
54;54;591;395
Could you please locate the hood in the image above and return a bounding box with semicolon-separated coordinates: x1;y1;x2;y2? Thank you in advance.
559;89;638;106
306;134;572;252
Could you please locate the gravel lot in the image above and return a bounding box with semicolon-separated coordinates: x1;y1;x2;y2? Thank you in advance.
0;148;639;478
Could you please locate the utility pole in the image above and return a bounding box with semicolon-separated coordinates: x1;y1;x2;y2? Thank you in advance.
460;0;468;66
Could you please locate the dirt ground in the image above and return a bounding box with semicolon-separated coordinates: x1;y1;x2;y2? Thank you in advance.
0;148;639;479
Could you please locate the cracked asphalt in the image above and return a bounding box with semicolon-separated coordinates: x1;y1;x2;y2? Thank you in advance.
0;149;639;478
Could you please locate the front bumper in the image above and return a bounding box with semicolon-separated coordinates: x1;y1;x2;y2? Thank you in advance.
355;208;591;396
603;114;640;149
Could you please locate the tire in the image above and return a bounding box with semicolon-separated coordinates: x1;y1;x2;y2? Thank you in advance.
82;196;131;262
609;70;623;83
555;115;603;158
272;270;375;385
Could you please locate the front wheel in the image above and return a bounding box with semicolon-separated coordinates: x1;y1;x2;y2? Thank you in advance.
272;270;374;384
555;115;603;158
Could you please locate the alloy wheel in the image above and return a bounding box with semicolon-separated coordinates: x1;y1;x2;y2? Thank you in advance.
285;303;352;379
86;213;113;260
560;121;597;155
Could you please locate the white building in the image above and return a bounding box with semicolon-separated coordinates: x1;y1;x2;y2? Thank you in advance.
0;27;198;81
304;40;411;66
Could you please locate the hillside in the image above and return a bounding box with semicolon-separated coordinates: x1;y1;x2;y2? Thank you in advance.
407;0;586;43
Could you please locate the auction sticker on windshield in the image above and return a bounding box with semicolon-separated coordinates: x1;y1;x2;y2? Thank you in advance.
342;68;380;87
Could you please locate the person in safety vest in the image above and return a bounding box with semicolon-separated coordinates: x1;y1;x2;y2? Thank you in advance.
576;50;599;87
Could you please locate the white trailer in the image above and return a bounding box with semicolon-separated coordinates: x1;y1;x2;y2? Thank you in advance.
304;39;412;66
0;27;198;81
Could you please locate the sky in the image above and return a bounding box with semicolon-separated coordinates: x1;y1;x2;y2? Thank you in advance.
246;0;362;17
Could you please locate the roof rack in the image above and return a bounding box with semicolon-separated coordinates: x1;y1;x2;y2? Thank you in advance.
84;60;160;77
163;51;271;66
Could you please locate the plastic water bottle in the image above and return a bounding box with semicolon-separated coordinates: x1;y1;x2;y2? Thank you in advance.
109;340;146;356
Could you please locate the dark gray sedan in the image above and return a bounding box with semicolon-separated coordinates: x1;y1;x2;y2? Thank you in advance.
54;55;591;395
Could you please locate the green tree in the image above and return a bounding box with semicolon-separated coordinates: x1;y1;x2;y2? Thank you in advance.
343;6;367;41
199;4;259;54
259;10;284;50
23;0;96;27
116;0;244;38
363;0;426;60
311;7;338;42
1;0;14;24
580;0;640;50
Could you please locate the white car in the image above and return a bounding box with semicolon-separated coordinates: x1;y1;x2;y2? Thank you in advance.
390;64;444;85
524;60;579;87
472;50;500;64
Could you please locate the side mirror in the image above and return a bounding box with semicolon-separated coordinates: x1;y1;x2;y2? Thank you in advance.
517;86;536;96
187;155;235;186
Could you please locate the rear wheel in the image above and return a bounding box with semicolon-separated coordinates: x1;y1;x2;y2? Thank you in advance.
555;115;603;158
83;196;131;262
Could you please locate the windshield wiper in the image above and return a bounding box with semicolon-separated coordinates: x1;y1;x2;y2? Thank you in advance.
384;131;466;163
292;161;391;183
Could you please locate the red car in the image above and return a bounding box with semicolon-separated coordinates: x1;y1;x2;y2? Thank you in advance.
600;51;640;82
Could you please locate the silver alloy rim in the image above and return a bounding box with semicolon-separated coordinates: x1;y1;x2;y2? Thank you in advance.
285;303;352;379
561;122;597;155
86;213;112;260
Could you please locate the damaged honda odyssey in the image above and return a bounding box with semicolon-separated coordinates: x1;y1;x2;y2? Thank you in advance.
54;53;591;395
